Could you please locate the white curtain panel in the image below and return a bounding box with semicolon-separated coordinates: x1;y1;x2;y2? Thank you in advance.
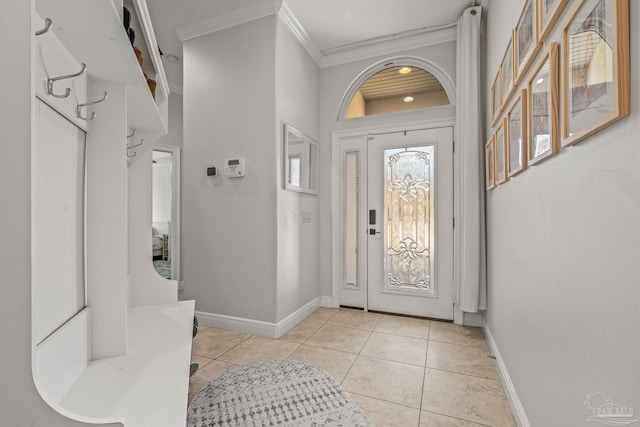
455;6;487;313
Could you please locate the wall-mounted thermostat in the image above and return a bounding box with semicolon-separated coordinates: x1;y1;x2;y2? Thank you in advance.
225;158;245;177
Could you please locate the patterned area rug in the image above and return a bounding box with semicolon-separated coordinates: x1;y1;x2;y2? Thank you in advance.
187;358;370;426
153;260;171;279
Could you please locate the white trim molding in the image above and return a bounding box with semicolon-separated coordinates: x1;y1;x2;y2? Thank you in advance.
195;297;321;339
331;118;457;319
336;56;456;121
320;296;336;308
320;26;457;68
462;311;484;327
277;7;457;69
483;320;531;427
176;2;282;42
278;3;323;66
177;2;457;70
153;144;181;284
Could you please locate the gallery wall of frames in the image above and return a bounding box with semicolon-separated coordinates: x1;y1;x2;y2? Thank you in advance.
485;0;630;191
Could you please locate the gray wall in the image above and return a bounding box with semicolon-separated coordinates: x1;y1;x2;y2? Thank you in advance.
484;1;640;425
156;92;183;149
275;18;321;321
182;15;325;324
182;16;278;322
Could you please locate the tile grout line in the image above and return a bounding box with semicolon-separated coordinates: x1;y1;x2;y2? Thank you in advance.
342;313;431;414
338;312;380;386
421;408;494;427
422;365;504;383
193;310;504;426
348;391;425;414
212;332;254;363
417;322;432;426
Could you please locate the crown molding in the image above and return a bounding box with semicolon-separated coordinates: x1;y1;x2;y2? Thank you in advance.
176;1;460;73
320;26;458;68
277;11;458;69
175;2;281;42
278;3;324;65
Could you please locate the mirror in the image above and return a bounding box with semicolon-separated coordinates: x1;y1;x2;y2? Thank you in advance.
284;124;318;195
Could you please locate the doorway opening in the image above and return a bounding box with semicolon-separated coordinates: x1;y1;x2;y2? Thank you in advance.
152;145;181;285
333;125;454;320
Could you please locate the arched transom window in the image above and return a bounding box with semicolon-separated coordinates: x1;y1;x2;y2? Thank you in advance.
346;65;450;119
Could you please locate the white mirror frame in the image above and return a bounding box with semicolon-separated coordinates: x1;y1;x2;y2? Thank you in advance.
284;124;318;195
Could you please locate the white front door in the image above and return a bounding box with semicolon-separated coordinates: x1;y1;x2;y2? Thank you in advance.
338;127;454;319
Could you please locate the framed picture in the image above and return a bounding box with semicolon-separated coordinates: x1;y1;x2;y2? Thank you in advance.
508;88;528;177
495;117;509;185
500;32;516;109
490;69;502;126
528;42;559;165
561;0;630;147
485;136;496;191
537;0;570;41
514;0;541;82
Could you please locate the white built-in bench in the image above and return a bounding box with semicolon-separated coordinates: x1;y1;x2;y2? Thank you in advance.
34;301;194;427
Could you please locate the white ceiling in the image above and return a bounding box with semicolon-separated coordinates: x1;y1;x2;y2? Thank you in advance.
146;0;478;92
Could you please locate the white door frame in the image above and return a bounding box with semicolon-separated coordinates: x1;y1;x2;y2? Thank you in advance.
153;144;181;288
331;118;464;323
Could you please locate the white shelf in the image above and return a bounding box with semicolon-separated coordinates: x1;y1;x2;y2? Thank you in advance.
60;301;195;427
35;0;168;133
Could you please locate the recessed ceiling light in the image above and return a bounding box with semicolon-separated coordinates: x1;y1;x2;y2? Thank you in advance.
536;77;544;85
165;54;180;64
404;96;414;103
398;67;412;74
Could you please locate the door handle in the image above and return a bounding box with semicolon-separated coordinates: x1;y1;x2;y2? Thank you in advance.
369;228;381;235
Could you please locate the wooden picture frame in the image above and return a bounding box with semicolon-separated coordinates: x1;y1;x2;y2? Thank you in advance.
537;0;570;41
514;0;541;83
508;88;528;177
528;42;559;165
500;31;516;110
490;68;502;126
495;117;509;185
561;0;630;147
485;136;496;191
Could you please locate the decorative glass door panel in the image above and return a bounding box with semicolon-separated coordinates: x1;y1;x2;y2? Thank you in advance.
384;146;435;295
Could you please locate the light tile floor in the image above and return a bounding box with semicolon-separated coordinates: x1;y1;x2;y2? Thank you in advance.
189;307;516;427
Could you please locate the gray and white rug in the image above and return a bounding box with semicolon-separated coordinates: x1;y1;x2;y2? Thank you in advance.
187;358;371;426
153;260;171;279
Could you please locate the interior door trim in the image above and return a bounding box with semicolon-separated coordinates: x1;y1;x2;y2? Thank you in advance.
331;118;461;321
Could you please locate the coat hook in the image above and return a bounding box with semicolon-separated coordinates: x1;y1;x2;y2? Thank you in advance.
127;151;137;158
36;18;52;36
127;128;136;138
127;138;144;150
76;91;108;121
47;63;87;98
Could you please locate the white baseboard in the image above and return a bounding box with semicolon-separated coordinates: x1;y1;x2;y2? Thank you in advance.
195;297;321;339
274;298;321;338
483;321;530;427
463;312;484;327
320;296;336;308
